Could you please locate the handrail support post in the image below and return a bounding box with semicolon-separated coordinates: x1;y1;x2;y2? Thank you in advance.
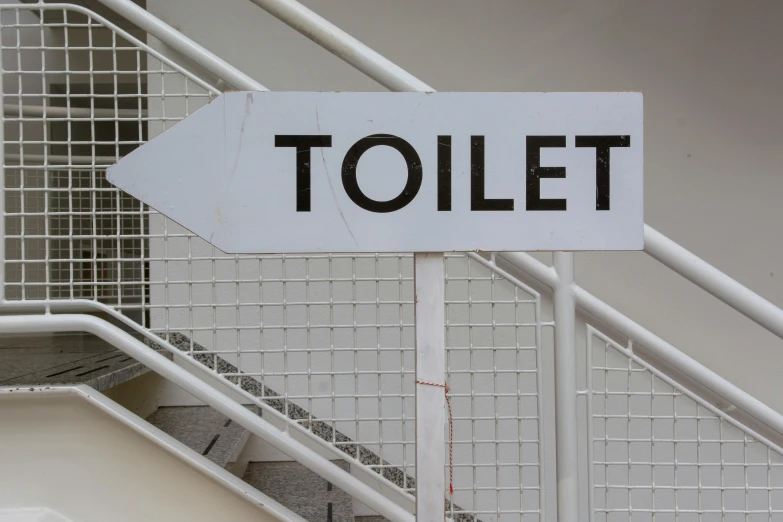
553;251;580;522
414;252;447;521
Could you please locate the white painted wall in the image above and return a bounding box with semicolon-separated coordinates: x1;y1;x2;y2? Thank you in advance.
0;2;777;518
0;392;280;522
136;2;783;518
144;0;783;414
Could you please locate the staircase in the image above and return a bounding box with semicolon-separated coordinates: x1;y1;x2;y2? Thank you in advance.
145;405;369;521
146;405;254;471
0;323;486;520
2;1;783;521
0;331;170;391
0;329;398;521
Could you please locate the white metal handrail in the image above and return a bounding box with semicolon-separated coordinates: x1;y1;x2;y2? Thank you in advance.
496;251;783;436
643;225;783;339
233;0;783;345
0;295;420;511
3;1;783;520
501;232;783;345
0;313;414;522
0;7;422;511
0;384;308;522
0;4;415;518
212;2;783;519
77;0;783;348
96;0;267;92
245;0;432;92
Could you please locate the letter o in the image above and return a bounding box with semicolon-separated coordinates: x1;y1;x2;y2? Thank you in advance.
341;134;422;213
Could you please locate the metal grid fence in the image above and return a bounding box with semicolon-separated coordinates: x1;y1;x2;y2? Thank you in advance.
586;327;783;521
445;254;544;520
1;4;215;317
5;4;780;522
1;5;545;520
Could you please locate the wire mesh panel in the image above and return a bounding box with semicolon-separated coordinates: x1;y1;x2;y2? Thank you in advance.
1;4;546;516
152;248;547;520
0;3;216;321
158;250;420;486
445;254;545;522
587;327;783;522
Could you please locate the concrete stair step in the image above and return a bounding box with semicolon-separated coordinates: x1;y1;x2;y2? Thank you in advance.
149;332;474;521
145;405;253;469
243;460;358;522
0;332;170;392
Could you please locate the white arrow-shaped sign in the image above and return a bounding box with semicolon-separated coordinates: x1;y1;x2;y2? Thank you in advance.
107;91;643;254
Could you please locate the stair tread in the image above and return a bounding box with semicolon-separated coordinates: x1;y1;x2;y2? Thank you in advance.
0;333;171;392
243;461;355;522
151;332;480;521
145;405;252;468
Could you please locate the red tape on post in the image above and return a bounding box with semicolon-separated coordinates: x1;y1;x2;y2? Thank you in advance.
415;380;454;496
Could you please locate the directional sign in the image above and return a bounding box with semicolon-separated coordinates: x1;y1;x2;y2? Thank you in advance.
107;92;643;253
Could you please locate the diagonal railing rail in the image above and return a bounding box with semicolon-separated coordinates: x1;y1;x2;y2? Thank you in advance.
2;1;783;521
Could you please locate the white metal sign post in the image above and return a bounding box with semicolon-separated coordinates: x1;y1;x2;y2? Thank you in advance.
413;252;447;519
108;91;643;521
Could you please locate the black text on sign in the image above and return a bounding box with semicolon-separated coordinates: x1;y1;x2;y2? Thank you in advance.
108;92;643;253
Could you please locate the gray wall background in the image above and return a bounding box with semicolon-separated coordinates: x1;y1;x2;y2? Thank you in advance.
140;2;783;518
2;0;781;519
146;0;783;413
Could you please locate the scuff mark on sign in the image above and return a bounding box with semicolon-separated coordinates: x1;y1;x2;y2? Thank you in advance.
316;107;359;248
227;93;254;182
411;101;422;120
